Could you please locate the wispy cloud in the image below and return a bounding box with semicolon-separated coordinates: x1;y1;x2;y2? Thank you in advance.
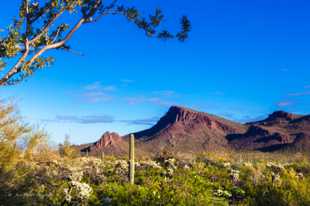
82;91;113;103
147;97;173;106
120;79;134;84
277;101;293;107
125;89;179;106
84;81;116;92
125;96;173;106
43;115;159;126
81;81;116;103
45;115;115;124
152;90;177;97
288;91;310;97
125;97;145;105
121;117;159;126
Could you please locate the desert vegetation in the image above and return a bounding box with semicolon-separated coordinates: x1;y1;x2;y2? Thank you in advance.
0;103;310;206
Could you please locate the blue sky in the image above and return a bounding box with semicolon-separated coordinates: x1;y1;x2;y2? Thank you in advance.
1;0;310;144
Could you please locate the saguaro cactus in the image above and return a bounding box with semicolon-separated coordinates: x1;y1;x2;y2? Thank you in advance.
129;134;135;184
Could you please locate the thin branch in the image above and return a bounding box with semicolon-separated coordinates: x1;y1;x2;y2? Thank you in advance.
26;18;85;67
28;1;54;24
51;27;62;43
92;0;119;22
29;10;64;45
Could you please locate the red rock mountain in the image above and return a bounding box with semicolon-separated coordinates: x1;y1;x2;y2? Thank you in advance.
80;132;128;156
228;111;310;152
79;107;310;156
133;106;246;153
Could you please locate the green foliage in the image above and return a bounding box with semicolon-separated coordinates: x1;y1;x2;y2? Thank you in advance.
0;102;46;171
0;59;5;70
58;135;79;158
1;148;310;205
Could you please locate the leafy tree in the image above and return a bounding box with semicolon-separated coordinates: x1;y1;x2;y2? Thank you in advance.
58;134;79;158
0;0;191;85
0;102;47;170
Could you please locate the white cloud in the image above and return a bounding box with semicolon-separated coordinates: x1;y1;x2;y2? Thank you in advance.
120;117;159;126
81;81;116;103
277;101;293;107
84;81;116;92
44;115;115;124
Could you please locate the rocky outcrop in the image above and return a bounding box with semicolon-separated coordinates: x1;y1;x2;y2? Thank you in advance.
134;106;245;140
80;132;128;156
251;111;303;126
229;111;310;152
94;132;123;148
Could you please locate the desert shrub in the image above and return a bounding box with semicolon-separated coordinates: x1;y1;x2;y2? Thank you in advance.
92;175;228;206
239;161;310;206
58;135;80;159
91;158;238;206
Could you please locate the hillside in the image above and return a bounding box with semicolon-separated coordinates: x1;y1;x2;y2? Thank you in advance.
79;106;310;155
133;106;246;154
228;111;310;152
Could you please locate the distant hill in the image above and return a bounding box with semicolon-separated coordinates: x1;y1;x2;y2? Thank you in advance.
228;111;310;152
79;106;310;156
79;132;127;156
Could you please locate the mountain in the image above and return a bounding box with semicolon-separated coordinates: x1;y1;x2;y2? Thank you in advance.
228;111;310;152
79;107;310;156
132;106;246;153
79;132;128;156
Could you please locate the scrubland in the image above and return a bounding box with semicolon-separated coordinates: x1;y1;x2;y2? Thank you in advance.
0;103;310;206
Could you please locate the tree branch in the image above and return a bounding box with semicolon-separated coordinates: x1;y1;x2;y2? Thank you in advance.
0;0;190;86
29;10;64;45
0;17;85;86
0;40;30;85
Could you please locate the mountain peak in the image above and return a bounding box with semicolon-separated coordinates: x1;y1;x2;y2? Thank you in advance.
266;111;302;122
80;131;127;156
94;132;122;149
134;105;245;140
168;105;198;113
166;105;203;122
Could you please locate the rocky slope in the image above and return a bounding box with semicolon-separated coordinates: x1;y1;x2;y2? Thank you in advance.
133;106;246;154
80;132;128;156
228;111;310;152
